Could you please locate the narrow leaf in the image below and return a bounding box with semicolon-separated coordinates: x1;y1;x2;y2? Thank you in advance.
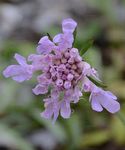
47;33;53;41
73;27;77;46
87;76;107;88
80;39;93;56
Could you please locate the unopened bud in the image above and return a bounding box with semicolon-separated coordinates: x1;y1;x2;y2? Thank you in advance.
77;61;84;70
75;55;82;62
55;59;61;65
46;72;51;79
68;57;74;64
61;57;67;64
66;63;71;69
67;73;74;81
56;79;63;87
64;52;70;59
70;48;79;57
71;64;77;70
62;74;67;80
64;81;71;89
74;72;79;79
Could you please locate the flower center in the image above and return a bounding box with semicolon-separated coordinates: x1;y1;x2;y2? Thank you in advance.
46;49;84;90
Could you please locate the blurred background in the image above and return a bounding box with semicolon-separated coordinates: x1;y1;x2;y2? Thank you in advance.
0;0;125;150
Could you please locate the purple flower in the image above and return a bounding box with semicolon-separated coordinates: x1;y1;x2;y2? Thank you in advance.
28;54;52;71
3;18;120;122
41;98;59;123
62;18;77;33
60;100;71;119
33;74;51;95
90;86;120;113
3;54;33;82
53;18;77;51
37;36;56;54
72;86;82;103
53;33;74;51
41;89;60;123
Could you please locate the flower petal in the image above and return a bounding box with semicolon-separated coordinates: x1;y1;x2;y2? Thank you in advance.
82;62;91;76
60;101;71;118
3;64;33;82
53;106;60;123
53;33;63;44
99;93;120;113
3;65;23;78
37;36;55;54
14;53;26;66
62;18;77;33
28;54;41;62
72;86;82;103
106;91;117;100
91;94;103;112
53;33;73;51
32;84;48;95
41;104;53;119
90;88;120;114
37;74;50;84
12;75;29;82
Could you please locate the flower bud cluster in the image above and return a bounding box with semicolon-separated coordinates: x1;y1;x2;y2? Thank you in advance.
46;48;83;90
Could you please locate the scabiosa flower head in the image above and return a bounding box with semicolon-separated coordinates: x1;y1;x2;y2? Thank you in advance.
3;18;120;122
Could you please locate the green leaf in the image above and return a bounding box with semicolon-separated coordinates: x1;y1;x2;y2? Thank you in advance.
87;76;107;88
73;28;77;46
47;33;53;41
80;39;93;56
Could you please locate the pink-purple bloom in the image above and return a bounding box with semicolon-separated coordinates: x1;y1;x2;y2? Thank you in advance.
90;88;120;113
3;53;33;82
3;18;120;122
